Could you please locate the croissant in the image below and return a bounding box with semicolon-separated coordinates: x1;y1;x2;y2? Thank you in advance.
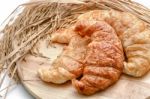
51;27;77;44
78;10;150;77
72;20;124;95
38;30;90;84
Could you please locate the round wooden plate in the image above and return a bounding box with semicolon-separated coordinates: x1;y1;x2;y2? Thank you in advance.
16;39;150;99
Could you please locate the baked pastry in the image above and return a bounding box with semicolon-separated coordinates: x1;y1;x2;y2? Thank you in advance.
38;30;90;84
78;10;150;77
51;27;77;44
72;20;124;95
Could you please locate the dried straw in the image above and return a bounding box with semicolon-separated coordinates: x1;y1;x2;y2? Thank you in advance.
0;0;150;96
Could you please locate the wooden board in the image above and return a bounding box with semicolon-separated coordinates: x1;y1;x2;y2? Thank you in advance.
16;41;150;99
16;0;150;99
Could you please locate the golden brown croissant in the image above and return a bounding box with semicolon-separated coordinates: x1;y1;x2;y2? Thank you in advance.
72;20;124;95
38;31;90;84
78;10;150;77
51;27;77;44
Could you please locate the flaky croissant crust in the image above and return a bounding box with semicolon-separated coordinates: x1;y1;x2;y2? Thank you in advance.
78;10;150;77
72;20;124;95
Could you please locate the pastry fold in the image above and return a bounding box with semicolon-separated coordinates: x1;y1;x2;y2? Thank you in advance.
39;30;90;84
78;10;150;77
72;20;124;95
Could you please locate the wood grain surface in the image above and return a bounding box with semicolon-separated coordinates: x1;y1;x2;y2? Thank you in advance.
17;42;150;99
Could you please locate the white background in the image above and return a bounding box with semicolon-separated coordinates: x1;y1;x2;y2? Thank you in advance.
0;0;149;99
